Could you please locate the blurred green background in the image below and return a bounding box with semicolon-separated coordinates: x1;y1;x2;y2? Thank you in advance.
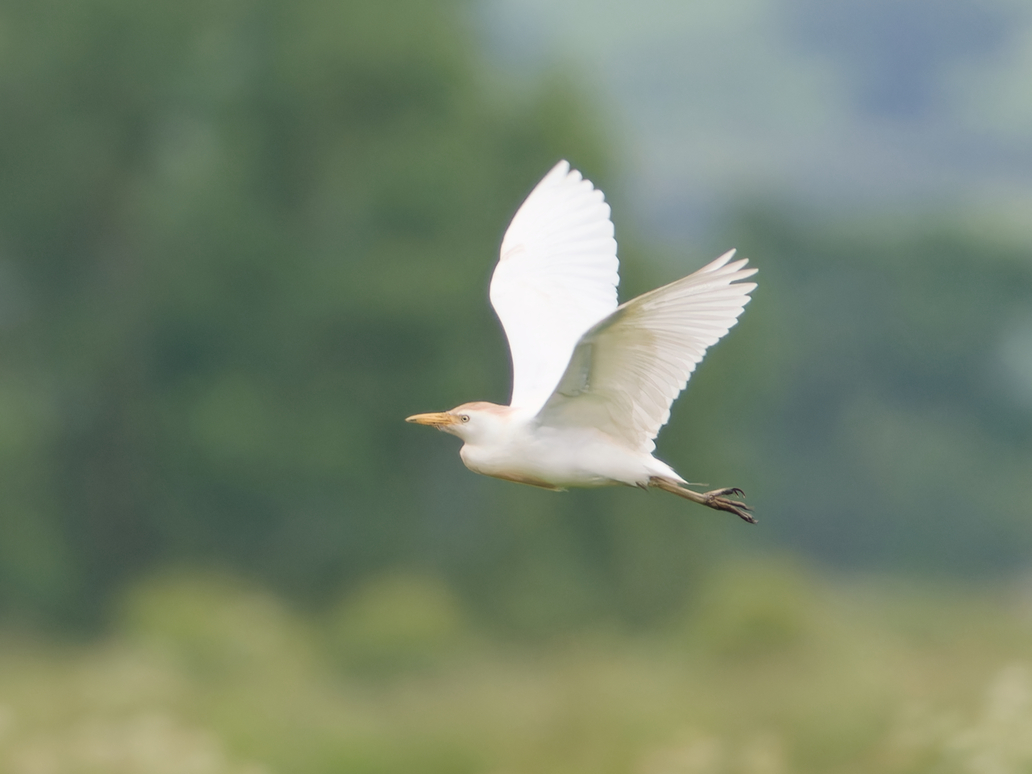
1;0;1031;771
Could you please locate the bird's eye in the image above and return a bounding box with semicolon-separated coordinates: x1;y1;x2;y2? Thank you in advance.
460;415;470;422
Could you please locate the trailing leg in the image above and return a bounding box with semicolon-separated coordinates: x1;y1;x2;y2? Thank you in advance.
649;477;756;523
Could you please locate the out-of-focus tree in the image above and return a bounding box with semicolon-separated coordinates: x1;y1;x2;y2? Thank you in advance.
4;0;1029;633
724;210;1032;572
0;0;716;628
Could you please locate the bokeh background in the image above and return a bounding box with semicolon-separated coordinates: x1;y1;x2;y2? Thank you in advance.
1;0;1031;771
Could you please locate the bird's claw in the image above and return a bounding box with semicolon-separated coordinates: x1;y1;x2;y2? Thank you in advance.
706;487;745;499
647;477;756;524
702;488;755;524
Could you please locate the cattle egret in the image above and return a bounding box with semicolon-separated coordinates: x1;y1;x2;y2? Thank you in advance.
407;161;757;522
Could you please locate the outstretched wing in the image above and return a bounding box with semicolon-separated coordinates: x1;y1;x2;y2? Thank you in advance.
490;161;619;413
538;250;756;452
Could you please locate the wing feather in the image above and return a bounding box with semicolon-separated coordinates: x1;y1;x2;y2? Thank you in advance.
489;161;619;413
538;250;756;452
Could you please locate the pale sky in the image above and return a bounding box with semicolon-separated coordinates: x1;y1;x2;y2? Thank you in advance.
479;0;1032;241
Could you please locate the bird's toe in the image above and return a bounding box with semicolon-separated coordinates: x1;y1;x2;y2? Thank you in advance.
703;490;755;524
704;486;745;498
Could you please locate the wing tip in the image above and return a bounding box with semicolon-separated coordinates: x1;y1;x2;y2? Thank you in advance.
546;159;577;186
702;249;758;284
545;159;604;200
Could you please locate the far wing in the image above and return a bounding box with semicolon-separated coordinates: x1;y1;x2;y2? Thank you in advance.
538;250;756;452
490;161;619;413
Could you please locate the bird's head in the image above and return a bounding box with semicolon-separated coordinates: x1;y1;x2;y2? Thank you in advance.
405;401;511;443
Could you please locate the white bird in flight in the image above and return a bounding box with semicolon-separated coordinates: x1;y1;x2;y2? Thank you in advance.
407;161;757;522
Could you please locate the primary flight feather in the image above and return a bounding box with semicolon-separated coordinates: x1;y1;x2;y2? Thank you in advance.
407;161;757;522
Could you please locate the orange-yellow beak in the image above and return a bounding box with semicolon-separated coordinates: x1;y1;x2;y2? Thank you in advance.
405;412;460;427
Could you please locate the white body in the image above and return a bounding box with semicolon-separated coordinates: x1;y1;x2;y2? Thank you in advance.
407;161;756;504
459;415;683;490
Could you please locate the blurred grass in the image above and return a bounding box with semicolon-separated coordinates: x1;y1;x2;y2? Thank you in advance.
0;562;1030;773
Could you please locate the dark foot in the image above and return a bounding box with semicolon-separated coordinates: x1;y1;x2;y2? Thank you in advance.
701;488;755;523
648;477;756;524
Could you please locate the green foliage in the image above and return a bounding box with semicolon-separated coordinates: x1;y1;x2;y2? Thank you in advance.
685;555;818;659
1;0;1030;634
719;209;1032;571
0;567;1030;773
325;573;466;674
0;0;633;625
119;569;316;678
